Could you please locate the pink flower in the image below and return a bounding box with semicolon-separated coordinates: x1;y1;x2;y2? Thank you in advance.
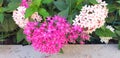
80;41;85;44
24;15;70;54
80;32;90;40
24;15;89;54
20;0;29;8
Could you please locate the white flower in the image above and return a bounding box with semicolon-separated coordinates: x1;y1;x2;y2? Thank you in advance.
106;25;114;32
100;37;112;43
12;6;42;29
73;0;108;34
12;6;29;28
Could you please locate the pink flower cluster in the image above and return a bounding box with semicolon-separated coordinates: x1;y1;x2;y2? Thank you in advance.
20;0;29;8
24;15;90;54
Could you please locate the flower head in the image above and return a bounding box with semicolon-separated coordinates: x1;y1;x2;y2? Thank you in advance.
24;15;88;54
20;0;29;8
12;6;42;28
24;15;70;54
73;0;108;33
12;6;28;28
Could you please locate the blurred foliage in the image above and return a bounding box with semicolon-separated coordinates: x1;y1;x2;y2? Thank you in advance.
0;0;21;43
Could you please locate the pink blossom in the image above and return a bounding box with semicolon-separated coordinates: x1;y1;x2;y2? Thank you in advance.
20;0;29;8
80;32;90;40
24;15;89;54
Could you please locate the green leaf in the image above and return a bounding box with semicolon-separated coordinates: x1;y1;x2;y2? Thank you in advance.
76;0;83;10
59;49;64;54
54;0;67;11
5;0;21;12
65;0;76;10
89;0;98;4
42;0;53;4
68;16;73;24
0;0;3;7
114;26;120;30
0;14;17;32
106;17;114;23
76;0;84;5
95;26;115;37
17;29;26;43
118;10;120;16
58;7;69;17
66;0;76;6
76;3;82;10
38;8;49;19
118;40;120;49
116;1;120;4
0;7;3;13
25;5;38;18
0;13;4;23
32;0;42;7
115;30;120;36
107;4;116;13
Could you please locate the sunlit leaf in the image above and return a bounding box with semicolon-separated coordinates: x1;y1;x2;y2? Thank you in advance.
38;8;49;19
25;5;38;18
89;0;98;4
95;26;115;37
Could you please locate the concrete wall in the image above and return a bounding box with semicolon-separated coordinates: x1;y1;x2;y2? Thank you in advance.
0;44;120;58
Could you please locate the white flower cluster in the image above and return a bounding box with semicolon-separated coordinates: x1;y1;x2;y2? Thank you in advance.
12;6;28;28
73;0;108;33
13;6;42;29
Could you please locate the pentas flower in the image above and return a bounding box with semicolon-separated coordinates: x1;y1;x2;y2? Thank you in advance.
24;15;70;54
12;6;28;28
12;0;30;28
67;26;90;43
80;32;90;41
12;5;42;28
20;0;29;8
24;15;89;54
73;0;108;34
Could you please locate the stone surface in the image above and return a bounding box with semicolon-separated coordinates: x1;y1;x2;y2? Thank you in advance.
0;45;120;58
0;45;46;58
50;44;120;58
